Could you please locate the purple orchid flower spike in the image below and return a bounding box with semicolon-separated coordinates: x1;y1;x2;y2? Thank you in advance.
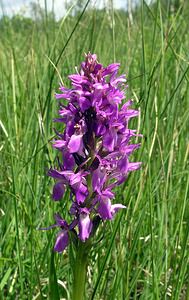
45;52;141;252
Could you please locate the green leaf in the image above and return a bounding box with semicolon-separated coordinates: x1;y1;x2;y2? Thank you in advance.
0;267;12;291
49;251;60;300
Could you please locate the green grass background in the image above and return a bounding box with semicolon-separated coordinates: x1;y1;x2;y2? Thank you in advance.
0;0;189;299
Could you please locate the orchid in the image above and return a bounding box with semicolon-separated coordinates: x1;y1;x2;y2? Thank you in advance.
48;53;141;253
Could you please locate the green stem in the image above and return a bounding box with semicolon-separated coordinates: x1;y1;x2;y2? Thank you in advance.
73;241;89;300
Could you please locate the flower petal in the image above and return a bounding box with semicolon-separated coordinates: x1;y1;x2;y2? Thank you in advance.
75;184;88;204
68;134;83;153
54;214;68;228
52;182;65;201
128;162;142;171
78;213;92;241
63;151;75;170
111;204;126;216
53;140;66;149
102;63;120;76
78;97;91;112
118;155;128;173
103;129;117;151
98;196;112;220
92;168;107;193
54;230;69;252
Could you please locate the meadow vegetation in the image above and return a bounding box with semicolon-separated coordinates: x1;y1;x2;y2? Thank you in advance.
0;1;189;299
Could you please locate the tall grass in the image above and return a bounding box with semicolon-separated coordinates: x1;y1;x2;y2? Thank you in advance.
0;1;189;299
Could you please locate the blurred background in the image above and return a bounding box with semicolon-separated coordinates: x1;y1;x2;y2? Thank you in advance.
1;0;141;20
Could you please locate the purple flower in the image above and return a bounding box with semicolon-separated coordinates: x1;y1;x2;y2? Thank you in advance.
45;53;141;252
78;209;93;241
54;230;69;252
52;182;65;201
